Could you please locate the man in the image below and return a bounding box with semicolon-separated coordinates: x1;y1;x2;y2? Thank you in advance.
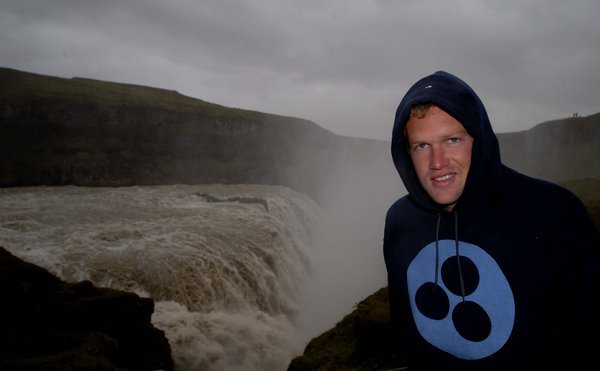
383;71;600;369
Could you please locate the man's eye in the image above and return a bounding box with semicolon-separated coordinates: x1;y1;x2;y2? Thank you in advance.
448;137;460;144
414;143;428;151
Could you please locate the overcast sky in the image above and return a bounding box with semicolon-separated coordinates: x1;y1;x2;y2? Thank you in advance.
1;0;598;140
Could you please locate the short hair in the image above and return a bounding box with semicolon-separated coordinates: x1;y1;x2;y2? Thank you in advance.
410;103;435;119
405;103;436;144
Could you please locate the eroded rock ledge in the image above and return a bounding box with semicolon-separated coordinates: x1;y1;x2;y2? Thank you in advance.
195;192;270;211
0;246;174;371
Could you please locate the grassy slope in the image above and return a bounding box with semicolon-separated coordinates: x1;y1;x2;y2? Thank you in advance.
1;67;265;119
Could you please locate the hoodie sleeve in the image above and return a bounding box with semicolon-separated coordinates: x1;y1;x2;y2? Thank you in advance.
383;199;409;354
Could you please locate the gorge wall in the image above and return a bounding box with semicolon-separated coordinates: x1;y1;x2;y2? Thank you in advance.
0;67;399;207
1;66;599;206
498;113;600;182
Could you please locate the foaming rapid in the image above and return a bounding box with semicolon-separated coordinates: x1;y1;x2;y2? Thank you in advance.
0;184;324;370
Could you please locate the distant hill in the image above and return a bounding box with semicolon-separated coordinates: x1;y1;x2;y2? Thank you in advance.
0;67;399;206
498;113;600;182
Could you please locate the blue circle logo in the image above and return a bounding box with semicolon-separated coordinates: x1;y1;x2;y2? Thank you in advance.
407;240;515;359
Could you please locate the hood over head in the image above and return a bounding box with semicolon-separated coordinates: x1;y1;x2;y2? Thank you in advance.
391;71;502;213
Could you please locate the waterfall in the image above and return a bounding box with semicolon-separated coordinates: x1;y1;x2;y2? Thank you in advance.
0;184;324;371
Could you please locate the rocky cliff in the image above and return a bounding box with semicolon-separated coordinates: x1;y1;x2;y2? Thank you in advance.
0;246;173;370
0;67;398;206
498;113;600;182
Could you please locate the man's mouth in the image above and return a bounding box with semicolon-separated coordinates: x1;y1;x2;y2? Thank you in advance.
432;174;455;183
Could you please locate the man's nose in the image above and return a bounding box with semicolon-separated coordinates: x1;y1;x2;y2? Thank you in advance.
430;146;449;169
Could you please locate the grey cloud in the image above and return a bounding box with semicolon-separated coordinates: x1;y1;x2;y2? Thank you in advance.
0;0;598;139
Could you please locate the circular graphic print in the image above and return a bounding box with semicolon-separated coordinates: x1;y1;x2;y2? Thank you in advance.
407;240;515;360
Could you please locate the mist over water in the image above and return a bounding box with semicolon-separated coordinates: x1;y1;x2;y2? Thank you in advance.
0;182;402;370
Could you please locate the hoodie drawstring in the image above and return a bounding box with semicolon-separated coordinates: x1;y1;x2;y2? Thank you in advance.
433;211;466;301
454;211;466;301
434;213;441;289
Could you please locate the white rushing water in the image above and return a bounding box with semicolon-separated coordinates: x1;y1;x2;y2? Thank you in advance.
0;184;388;370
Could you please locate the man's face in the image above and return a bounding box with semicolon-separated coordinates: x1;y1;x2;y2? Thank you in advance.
405;106;474;211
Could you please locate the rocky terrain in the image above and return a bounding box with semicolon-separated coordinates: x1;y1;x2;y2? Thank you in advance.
0;246;173;370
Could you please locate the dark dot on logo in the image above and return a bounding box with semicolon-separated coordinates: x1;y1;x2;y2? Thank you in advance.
441;255;479;296
452;300;491;342
416;282;449;320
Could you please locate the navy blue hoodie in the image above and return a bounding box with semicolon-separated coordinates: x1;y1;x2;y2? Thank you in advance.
384;71;600;369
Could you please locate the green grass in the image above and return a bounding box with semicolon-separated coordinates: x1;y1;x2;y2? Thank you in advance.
0;67;264;119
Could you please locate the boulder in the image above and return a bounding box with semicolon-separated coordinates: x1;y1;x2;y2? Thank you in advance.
0;246;173;371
